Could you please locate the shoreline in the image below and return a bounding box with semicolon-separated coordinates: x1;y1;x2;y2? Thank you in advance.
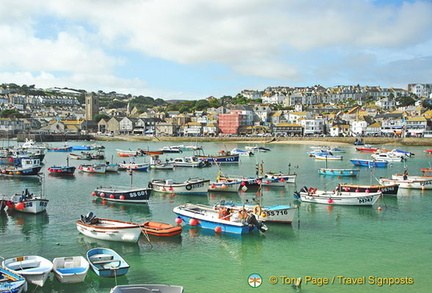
95;135;432;147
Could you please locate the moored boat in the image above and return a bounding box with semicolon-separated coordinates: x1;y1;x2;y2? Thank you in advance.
170;157;210;168
350;159;388;168
2;255;53;287
379;177;432;190
118;162;149;171
0;264;27;293
150;178;210;194
0;158;42;176
195;152;240;164
78;164;107;174
229;148;253;156
318;168;360;177
76;213;142;243
173;203;268;234
52;256;90;283
48;165;76;175
86;248;129;278
92;186;152;203
141;221;182;237
338;183;399;195
110;284;184;293
315;154;343;160
294;186;382;206
6;188;49;214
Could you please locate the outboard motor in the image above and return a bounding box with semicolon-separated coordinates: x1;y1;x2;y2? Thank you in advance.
293;191;300;199
246;213;268;232
300;186;308;193
81;212;96;224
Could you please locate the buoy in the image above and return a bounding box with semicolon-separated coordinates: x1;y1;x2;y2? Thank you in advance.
109;194;115;199
1;170;6;174
215;226;222;233
16;172;21;175
91;192;96;196
162;188;166;191
257;180;262;184
365;189;370;193
280;178;285;182
241;181;246;186
119;195;125;200
102;199;107;205
378;206;382;211
355;189;360;193
344;187;350;192
266;181;271;184
189;218;198;226
175;217;183;224
100;193;105;197
211;184;216;189
221;184;226;189
9;158;13;162
328;199;333;204
9;172;13;175
169;187;173;191
15;202;25;210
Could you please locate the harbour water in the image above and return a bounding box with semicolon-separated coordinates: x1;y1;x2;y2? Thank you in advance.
1;141;431;292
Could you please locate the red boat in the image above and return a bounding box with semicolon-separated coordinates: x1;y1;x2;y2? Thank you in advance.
48;165;76;175
356;146;378;152
141;221;182;237
425;149;432;154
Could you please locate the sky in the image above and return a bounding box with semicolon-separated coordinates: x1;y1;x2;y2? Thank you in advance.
0;0;431;100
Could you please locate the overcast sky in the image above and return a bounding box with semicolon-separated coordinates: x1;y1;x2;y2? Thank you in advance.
1;0;431;100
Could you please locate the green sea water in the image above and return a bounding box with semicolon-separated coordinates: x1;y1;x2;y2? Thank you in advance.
1;141;431;292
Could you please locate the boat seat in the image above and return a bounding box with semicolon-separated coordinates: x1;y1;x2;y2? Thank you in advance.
92;260;119;265
7;259;40;270
89;254;113;262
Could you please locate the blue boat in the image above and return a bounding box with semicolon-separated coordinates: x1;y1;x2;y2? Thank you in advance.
350;159;388;168
0;266;27;293
173;203;267;234
71;145;92;151
86;248;129;278
195;153;240;164
318;168;360;177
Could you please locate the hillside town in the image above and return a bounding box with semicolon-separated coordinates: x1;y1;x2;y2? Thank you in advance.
1;83;432;139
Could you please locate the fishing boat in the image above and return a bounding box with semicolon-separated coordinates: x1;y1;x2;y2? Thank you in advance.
118;162;149;171
195;151;240;164
294;187;382;206
170;157;210;168
173;203;268;234
349;159;388;168
76;212;142;243
78;164;107;174
245;145;271;152
105;162;119;172
159;146;182;153
116;149;144;157
47;146;73;152
69;151;105;160
149;155;175;170
262;172;297;184
378;177;432;190
2;255;53;287
338;183;399;195
86;248;130;278
47;165;76;175
149;178;210;194
0;158;42;176
355;145;378;152
141;221;182;237
229;148;253;156
0;264;27;293
208;180;242;193
6;188;49;214
318;168;360;177
315;154;343;160
92;186;152;204
52;256;90;283
110;284;184;293
20;138;48;152
215;202;298;224
371;153;404;162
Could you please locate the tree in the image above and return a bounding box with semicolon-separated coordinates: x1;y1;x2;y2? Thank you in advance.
396;95;416;107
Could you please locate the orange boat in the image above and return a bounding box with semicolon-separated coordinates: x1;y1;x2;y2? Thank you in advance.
141;221;182;237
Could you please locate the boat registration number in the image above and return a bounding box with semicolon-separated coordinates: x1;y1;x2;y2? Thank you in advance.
266;210;288;216
357;196;373;203
129;191;147;198
420;181;432;186
190;183;204;189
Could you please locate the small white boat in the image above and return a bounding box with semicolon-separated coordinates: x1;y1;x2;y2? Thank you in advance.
2;255;53;287
52;256;90;283
87;248;129;278
118;162;149;171
7;188;48;214
262;172;297;184
208;180;242;193
116;149;141;157
371;153;404;162
295;187;382;206
149;155;175;170
379;177;432;190
110;284;184;293
76;212;142;243
78;164;107;174
150;178;210;194
105;163;119;172
315;154;343;160
170;157;209;168
229;148;253;156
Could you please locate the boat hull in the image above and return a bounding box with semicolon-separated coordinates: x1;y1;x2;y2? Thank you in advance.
110;284;184;293
349;159;388;168
0;267;27;293
141;221;182;237
173;204;261;234
3;256;53;287
208;181;241;193
76;218;142;243
339;184;399;195
219;203;297;223
195;154;240;164
150;179;210;194
379;178;432;190
318;168;360;177
52;256;89;283
92;187;151;203
86;248;129;278
298;190;381;206
48;166;76;175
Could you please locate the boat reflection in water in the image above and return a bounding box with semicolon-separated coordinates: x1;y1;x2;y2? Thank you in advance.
8;211;50;241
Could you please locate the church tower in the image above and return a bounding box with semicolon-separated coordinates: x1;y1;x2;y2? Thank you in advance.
85;93;99;121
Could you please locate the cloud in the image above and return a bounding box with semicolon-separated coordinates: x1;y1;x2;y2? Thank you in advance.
0;0;431;98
